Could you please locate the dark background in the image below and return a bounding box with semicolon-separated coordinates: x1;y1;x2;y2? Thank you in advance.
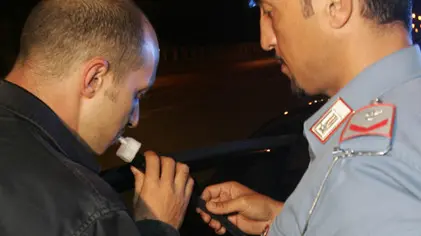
0;0;260;50
1;0;419;45
1;1;420;77
0;1;420;73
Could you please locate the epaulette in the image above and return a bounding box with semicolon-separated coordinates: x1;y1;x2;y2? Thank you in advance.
336;100;396;157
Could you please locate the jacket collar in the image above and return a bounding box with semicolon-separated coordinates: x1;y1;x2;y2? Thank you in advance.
0;80;101;173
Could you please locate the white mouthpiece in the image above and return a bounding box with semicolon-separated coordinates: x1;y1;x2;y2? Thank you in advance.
116;136;141;163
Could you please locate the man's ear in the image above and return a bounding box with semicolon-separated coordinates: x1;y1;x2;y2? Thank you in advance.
327;0;353;29
81;59;109;98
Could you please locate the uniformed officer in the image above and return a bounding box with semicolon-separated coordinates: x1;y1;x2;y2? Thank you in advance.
197;0;421;235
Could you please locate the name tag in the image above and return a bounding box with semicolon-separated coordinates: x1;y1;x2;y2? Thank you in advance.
311;98;352;143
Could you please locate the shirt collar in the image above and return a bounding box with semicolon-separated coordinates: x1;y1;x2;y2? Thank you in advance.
304;44;421;153
0;80;101;173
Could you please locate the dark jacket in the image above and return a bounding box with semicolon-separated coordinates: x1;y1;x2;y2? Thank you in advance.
0;80;179;236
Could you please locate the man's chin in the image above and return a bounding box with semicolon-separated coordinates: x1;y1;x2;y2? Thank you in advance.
280;67;306;97
290;76;307;98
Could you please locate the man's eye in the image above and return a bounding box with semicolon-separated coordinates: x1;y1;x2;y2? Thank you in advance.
261;7;273;18
264;10;273;18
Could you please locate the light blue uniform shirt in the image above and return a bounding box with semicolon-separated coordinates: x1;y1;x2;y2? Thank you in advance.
269;45;421;236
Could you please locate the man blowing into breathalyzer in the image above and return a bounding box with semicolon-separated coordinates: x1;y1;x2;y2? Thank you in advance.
0;0;193;235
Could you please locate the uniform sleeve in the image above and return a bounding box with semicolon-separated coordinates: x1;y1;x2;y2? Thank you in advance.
79;210;179;236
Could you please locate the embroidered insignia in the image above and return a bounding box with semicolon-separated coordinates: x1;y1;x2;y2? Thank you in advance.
311;98;353;143
340;103;396;142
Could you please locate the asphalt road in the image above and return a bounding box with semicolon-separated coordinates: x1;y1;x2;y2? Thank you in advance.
98;59;305;170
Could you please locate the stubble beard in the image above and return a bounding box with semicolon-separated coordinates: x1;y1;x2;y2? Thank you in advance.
290;75;306;98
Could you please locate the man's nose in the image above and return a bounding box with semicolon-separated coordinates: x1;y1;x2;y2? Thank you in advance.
260;20;277;51
128;103;139;128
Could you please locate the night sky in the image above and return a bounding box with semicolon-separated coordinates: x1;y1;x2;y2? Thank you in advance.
0;0;420;46
139;0;421;44
139;0;260;45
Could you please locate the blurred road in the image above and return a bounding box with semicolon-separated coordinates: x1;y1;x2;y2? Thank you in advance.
98;59;306;169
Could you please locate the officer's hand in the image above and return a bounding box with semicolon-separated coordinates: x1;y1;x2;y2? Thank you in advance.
197;181;283;235
131;151;194;229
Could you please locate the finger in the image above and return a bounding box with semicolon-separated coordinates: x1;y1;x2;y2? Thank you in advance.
144;151;160;182
209;219;222;231
219;191;232;202
131;166;145;192
160;156;176;184
184;177;194;200
201;183;227;202
174;162;189;192
206;197;247;215
228;215;237;225
199;211;211;224
216;226;226;235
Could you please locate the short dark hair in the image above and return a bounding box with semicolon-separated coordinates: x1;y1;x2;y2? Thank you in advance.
18;0;147;81
361;0;413;30
248;0;413;30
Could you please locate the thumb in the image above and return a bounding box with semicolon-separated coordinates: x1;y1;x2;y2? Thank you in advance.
131;166;145;192
206;197;248;215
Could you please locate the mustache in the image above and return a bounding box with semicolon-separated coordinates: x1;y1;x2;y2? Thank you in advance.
274;55;284;64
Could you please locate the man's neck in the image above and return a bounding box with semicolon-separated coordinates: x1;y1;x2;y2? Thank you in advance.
5;65;80;131
326;27;412;97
